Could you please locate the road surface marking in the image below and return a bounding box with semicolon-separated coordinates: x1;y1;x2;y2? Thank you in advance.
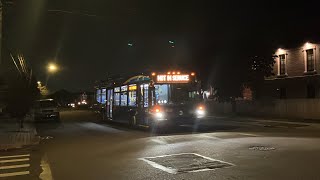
0;164;30;170
139;158;177;174
142;153;235;166
139;153;235;174
0;154;30;159
0;171;30;178
39;154;54;180
0;158;29;163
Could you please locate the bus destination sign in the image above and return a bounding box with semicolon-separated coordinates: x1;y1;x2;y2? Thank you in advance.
156;74;190;83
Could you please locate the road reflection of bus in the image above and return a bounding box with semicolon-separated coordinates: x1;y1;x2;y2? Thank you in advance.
94;71;206;128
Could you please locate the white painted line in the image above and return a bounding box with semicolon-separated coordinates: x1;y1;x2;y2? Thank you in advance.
0;158;30;163
0;171;30;178
191;153;235;166
138;158;177;174
39;154;54;180
0;154;30;159
139;153;235;174
0;164;30;170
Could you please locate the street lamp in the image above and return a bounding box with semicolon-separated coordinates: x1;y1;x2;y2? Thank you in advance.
47;63;58;73
46;63;59;86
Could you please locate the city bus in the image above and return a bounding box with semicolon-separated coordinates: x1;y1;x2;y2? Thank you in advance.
95;71;206;127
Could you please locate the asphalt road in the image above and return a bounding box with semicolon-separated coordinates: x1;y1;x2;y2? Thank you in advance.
1;110;320;180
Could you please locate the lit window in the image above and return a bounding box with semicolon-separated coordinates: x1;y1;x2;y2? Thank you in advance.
101;89;106;104
120;92;128;106
114;93;120;106
306;49;314;72
279;54;286;75
128;91;137;106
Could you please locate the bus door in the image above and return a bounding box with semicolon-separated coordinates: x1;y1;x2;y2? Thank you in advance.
137;83;156;125
106;89;113;118
137;84;148;124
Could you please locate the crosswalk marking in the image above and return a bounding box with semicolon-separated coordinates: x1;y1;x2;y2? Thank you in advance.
0;154;30;159
0;158;29;163
0;171;30;178
0;153;32;178
0;164;30;170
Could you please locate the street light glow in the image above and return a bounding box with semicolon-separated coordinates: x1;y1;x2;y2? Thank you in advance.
48;63;58;73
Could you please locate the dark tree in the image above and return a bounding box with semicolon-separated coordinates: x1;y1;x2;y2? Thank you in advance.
6;73;39;128
245;55;276;99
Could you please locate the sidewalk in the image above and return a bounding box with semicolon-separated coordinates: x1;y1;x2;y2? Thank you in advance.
0;115;39;150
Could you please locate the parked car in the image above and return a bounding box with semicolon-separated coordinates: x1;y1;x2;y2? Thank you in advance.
34;99;60;121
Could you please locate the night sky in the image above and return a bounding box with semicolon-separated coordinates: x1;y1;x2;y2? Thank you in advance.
4;0;320;92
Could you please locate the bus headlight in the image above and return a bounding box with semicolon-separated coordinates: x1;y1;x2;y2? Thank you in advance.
196;109;205;116
151;107;166;120
196;106;206;118
155;112;164;119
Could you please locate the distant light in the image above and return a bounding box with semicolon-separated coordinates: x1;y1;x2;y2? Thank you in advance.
37;81;41;85
191;72;195;76
177;72;181;74
128;43;133;47
168;40;174;44
172;72;176;75
151;72;156;76
167;72;171;75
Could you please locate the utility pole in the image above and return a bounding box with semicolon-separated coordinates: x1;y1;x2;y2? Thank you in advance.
0;0;3;66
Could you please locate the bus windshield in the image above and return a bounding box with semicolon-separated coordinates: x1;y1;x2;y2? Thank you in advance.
155;84;200;105
170;84;199;103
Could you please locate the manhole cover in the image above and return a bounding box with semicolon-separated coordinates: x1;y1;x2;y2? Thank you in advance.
139;153;234;174
249;146;276;151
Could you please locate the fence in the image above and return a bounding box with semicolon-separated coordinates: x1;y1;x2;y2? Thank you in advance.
207;99;320;120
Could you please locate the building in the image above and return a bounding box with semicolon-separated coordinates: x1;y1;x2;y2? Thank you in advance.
264;42;320;99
